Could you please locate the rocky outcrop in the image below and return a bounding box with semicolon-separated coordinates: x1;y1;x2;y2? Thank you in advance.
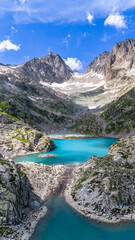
66;135;135;222
20;162;67;201
108;135;135;166
0;111;55;158
0;158;30;225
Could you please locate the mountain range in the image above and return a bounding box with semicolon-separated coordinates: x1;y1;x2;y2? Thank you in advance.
0;38;135;138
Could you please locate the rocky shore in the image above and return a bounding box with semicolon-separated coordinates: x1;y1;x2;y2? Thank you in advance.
65;136;135;224
65;170;135;224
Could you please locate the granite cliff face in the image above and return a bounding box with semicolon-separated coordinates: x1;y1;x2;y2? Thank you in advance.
0;158;30;225
86;51;109;74
86;38;135;79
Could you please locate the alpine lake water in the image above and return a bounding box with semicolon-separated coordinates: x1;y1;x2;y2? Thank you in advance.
14;138;135;240
15;138;117;165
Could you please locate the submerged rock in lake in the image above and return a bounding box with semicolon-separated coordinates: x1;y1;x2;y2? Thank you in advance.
38;154;57;158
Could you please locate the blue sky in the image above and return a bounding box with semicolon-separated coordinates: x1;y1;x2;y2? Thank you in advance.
0;0;135;72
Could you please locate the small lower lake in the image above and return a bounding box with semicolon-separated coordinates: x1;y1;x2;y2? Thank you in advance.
31;197;135;240
14;138;117;165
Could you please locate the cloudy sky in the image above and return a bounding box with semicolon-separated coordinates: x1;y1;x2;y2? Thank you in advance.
0;0;135;71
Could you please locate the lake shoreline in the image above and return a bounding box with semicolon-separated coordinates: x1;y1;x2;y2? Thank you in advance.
64;179;135;225
49;133;117;139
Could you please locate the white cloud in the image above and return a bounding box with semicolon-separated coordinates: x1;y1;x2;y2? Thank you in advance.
87;12;94;24
20;0;26;4
64;57;83;71
0;0;135;24
101;33;111;42
11;26;18;34
104;13;127;28
63;34;71;47
0;40;21;52
24;55;30;60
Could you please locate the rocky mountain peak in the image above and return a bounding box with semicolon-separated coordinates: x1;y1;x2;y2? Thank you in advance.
86;38;135;79
86;51;109;74
20;52;73;84
110;38;135;63
42;52;73;78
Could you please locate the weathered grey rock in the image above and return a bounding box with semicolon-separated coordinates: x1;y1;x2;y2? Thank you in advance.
87;38;135;79
0;114;56;158
0;158;30;225
69;135;135;221
20;52;73;84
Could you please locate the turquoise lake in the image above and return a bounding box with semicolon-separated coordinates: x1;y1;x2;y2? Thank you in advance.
15;138;117;165
15;137;135;240
31;197;135;240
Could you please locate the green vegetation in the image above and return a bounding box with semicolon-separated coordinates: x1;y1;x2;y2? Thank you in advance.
75;174;89;190
101;88;135;134
0;226;10;236
0;100;20;122
124;163;134;169
0;101;10;111
69;114;102;136
0;159;13;169
14;128;30;144
17;168;26;176
9;174;16;182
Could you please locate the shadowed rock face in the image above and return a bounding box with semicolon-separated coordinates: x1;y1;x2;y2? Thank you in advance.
101;87;135;136
0;159;30;225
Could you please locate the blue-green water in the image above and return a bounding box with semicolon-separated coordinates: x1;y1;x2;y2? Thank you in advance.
32;197;135;240
15;138;117;165
15;138;135;240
